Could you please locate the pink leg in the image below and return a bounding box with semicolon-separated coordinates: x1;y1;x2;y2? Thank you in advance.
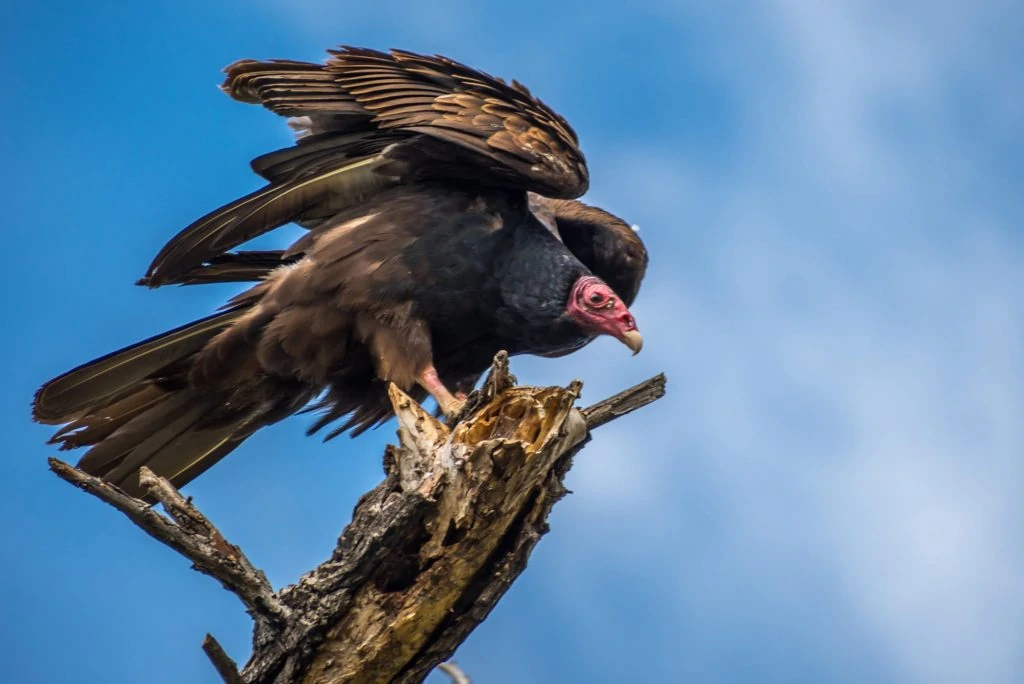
417;365;466;419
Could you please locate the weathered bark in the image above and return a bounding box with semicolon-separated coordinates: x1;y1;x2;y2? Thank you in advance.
50;353;666;683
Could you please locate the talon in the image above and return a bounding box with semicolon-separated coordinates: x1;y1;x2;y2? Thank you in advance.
441;397;467;422
417;365;466;423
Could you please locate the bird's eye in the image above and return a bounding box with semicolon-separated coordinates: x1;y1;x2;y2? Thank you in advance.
589;293;604;305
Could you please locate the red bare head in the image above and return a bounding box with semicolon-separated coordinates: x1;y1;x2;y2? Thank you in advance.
566;276;643;354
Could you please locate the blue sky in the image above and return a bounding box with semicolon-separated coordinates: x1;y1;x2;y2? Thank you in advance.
4;1;1022;682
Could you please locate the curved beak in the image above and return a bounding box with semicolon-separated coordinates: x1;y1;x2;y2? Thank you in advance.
617;329;644;355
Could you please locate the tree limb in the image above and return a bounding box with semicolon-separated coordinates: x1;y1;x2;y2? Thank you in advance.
204;633;243;684
437;662;472;684
582;372;668;430
48;460;288;627
51;355;666;683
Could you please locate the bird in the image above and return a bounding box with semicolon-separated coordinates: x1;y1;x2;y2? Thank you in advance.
32;46;648;498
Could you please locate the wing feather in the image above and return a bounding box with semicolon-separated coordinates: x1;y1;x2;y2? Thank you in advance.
144;154;395;285
220;46;589;199
146;47;592;286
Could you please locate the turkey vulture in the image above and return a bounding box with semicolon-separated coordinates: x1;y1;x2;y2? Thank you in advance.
33;47;648;497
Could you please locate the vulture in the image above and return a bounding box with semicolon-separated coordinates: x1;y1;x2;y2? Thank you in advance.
33;47;648;497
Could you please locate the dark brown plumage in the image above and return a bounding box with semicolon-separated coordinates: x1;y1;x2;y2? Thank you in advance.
145;251;300;286
34;47;648;497
143;48;589;286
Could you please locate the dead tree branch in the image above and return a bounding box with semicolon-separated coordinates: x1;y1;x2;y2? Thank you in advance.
203;633;243;684
51;354;666;683
437;662;472;684
48;460;288;628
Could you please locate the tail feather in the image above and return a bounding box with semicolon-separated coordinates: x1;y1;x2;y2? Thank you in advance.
101;392;218;490
71;389;247;499
50;384;166;450
137;424;243;494
33;309;243;424
33;305;269;497
79;391;204;481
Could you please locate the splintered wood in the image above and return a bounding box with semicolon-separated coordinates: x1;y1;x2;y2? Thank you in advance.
303;382;586;684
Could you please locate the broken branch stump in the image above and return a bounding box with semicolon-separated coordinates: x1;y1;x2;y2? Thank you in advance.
50;353;666;683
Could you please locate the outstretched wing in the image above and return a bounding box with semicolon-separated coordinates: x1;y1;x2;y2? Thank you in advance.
143;47;588;286
225;48;588;198
326;48;587;198
142;134;397;286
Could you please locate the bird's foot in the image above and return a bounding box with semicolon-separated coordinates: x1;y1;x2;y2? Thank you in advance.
440;395;468;424
418;366;469;425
